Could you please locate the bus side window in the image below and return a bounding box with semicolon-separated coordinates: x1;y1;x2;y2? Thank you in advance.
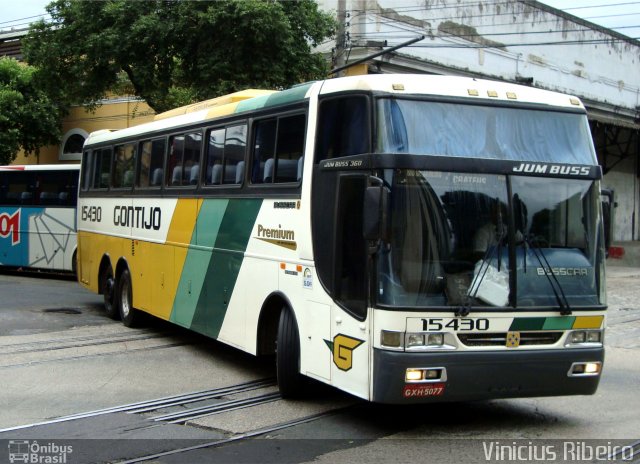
167;135;185;187
205;128;225;185
81;150;92;191
252;119;276;184
0;172;8;204
224;124;247;184
113;143;136;189
167;132;201;187
252;114;305;184
315;96;369;162
184;132;202;185
92;148;112;190
138;139;165;188
274;114;305;183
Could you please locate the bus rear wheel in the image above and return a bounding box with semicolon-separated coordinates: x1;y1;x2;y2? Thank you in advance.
117;268;143;328
276;307;305;398
102;265;119;320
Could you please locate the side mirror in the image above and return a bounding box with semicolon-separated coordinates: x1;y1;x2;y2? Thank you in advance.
363;179;389;244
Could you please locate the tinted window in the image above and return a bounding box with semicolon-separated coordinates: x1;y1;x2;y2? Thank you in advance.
0;170;77;207
113;143;136;189
316;96;369;161
252;114;305;184
167;132;202;187
93;148;112;189
205;124;247;185
138;139;165;188
0;171;33;205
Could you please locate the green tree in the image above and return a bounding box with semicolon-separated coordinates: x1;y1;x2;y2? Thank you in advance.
0;58;61;165
24;0;335;113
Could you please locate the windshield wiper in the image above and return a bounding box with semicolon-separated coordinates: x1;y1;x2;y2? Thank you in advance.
523;236;572;315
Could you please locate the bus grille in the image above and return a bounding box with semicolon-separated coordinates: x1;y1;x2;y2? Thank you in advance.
457;332;563;347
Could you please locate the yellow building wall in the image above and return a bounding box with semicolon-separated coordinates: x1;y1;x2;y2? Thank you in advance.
12;98;155;166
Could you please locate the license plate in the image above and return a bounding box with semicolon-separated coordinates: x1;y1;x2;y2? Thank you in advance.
403;383;446;398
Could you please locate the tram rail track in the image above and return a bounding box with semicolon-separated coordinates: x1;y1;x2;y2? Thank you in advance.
0;326;201;369
0;378;277;433
0;330;174;356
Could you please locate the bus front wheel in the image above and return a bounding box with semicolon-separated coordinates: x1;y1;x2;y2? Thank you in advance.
276;307;305;398
117;268;143;328
102;265;119;320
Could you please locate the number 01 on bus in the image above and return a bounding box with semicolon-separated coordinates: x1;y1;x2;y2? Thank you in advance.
77;75;606;403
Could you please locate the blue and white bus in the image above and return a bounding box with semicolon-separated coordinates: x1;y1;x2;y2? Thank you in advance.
0;164;79;273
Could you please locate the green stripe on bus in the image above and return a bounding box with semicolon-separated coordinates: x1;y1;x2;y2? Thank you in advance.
509;317;545;331
189;198;263;339
170;199;229;328
509;316;576;331
234;83;312;113
542;316;575;330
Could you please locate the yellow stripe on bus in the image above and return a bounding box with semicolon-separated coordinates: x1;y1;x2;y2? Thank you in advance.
150;199;202;320
572;315;604;329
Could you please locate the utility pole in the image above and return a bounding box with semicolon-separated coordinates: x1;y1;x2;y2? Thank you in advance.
334;0;347;76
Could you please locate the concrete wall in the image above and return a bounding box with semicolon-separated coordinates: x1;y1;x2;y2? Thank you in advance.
603;156;638;241
320;0;640;122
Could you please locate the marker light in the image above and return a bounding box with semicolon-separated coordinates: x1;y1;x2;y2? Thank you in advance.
381;330;403;348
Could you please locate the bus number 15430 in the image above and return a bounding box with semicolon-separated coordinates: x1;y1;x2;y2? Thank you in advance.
422;318;489;331
81;206;102;223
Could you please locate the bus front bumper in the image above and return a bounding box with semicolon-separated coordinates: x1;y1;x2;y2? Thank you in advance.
372;347;604;404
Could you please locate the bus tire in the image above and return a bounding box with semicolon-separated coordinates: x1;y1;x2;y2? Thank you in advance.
71;250;77;276
276;307;305;398
102;264;119;320
117;268;143;328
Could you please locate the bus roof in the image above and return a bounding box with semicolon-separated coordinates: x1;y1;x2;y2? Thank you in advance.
85;74;585;147
0;164;80;171
318;74;585;110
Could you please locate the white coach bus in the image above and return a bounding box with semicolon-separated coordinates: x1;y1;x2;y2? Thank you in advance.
77;75;606;403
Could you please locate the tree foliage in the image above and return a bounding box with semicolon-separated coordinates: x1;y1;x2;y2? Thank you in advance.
0;58;61;165
24;0;335;113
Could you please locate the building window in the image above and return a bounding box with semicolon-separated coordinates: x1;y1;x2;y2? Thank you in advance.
59;129;89;161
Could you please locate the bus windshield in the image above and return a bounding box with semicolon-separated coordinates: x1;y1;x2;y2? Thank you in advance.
376;170;603;309
377;98;596;165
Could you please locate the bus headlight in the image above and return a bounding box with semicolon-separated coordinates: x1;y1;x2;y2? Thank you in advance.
427;333;444;346
567;330;602;346
406;334;425;348
569;331;586;344
381;331;454;351
586;331;602;343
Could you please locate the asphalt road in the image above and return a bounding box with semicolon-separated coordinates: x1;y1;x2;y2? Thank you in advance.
0;267;638;464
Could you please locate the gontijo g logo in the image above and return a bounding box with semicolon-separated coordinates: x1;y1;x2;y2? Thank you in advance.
324;334;364;371
0;210;20;245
